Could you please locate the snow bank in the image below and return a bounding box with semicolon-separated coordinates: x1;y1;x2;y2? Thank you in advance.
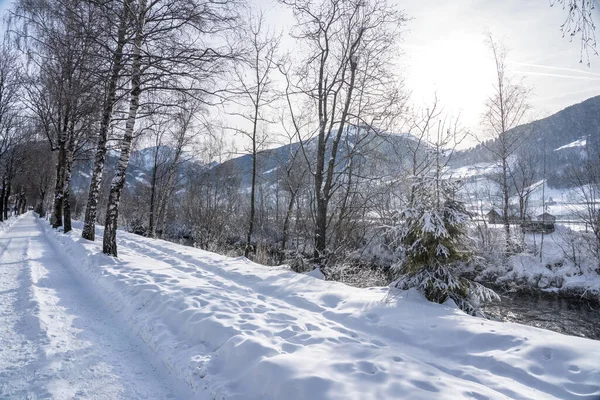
42;220;600;399
0;213;21;235
480;225;600;297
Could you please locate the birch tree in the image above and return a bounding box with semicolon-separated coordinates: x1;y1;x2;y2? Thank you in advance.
12;0;103;231
551;0;597;64
101;0;239;256
231;11;280;258
481;32;530;254
81;0;132;240
0;44;21;221
102;0;147;256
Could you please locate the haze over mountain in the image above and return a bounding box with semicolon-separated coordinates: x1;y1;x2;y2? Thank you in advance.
66;94;600;198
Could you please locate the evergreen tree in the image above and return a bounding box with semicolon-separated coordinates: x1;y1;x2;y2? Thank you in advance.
387;128;498;314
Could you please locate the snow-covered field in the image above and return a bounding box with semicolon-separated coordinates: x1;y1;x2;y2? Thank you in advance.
1;214;600;399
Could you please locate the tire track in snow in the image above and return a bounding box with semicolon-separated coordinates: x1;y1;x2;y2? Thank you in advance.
0;215;179;399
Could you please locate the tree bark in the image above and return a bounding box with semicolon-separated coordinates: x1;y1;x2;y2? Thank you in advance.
313;57;359;266
51;132;68;229
0;176;5;222
3;177;10;220
103;0;145;256
245;121;257;258
82;0;131;241
148;157;158;237
502;156;511;245
63;124;76;233
281;190;296;262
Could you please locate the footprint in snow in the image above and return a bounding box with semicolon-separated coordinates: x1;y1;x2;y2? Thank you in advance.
568;365;581;373
365;313;380;323
542;347;553;361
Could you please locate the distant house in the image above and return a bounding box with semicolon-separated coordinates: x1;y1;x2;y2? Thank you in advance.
486;209;502;224
537;212;556;223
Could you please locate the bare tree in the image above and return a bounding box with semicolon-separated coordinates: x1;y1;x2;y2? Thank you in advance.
81;0;133;240
102;0;147;256
280;0;405;270
102;0;239;256
0;44;21;221
481;32;530;253
153;97;202;238
230;10;281;258
12;0;103;231
510;145;542;222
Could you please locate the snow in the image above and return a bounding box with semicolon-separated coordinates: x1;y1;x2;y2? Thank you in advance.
479;225;600;295
0;214;19;235
555;138;587;152
263;167;279;175
135;174;150;186
1;214;599;399
0;214;182;399
450;162;499;179
9;214;592;399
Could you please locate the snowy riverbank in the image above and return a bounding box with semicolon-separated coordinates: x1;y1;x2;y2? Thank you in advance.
474;225;600;303
37;215;600;399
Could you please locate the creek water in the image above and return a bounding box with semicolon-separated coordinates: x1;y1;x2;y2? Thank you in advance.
482;291;600;340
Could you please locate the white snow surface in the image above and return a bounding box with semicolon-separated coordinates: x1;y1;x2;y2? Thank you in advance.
0;214;182;399
2;214;600;399
0;213;19;234
555;138;587;152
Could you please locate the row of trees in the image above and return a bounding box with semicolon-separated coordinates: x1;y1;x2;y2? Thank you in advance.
1;0;598;311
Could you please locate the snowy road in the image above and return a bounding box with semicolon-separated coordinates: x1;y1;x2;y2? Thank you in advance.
0;215;178;399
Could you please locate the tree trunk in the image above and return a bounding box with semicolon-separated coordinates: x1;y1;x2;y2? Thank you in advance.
52;135;68;229
148;160;158;237
502;156;511;247
0;177;5;222
36;187;46;216
103;0;145;257
281;190;296;262
82;0;131;241
18;192;26;214
63;125;76;233
3;178;10;220
157;137;186;238
245;138;257;258
313;58;358;266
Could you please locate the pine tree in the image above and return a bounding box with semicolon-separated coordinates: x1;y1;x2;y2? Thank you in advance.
387;128;498;314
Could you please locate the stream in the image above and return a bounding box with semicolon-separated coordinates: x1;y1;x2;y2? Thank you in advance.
482;291;600;340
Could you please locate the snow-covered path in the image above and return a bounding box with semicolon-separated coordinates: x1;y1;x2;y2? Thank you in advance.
0;215;178;399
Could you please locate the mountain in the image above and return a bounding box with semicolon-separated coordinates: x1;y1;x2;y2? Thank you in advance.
65;95;600;199
207;130;428;190
450;95;600;186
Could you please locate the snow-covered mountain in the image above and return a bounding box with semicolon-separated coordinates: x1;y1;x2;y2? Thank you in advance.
66;95;600;197
450;95;600;186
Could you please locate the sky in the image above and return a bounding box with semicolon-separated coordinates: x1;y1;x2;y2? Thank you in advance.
1;0;599;149
251;0;600;146
398;0;600;141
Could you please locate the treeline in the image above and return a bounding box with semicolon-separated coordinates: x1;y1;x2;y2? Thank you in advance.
2;0;599;311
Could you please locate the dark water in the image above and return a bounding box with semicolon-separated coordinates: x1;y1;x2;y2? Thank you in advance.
483;291;600;340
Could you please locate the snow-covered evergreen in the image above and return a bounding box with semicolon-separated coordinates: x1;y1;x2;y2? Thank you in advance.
387;171;499;313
